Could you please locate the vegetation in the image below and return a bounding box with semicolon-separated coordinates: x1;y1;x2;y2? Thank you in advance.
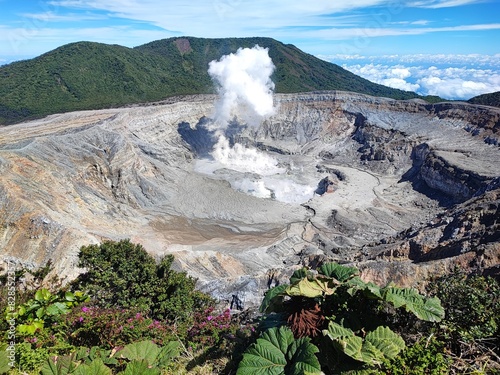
468;91;500;108
1;242;499;374
0;37;440;125
239;262;444;374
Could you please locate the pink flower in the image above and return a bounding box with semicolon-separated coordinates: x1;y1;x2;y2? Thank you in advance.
207;316;213;321
78;317;84;323
81;307;89;313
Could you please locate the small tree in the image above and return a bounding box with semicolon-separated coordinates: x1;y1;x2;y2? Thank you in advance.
73;239;213;326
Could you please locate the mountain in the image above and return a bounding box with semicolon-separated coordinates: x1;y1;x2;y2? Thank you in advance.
468;91;500;108
0;37;439;125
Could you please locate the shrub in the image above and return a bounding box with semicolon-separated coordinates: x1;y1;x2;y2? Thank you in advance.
426;270;500;372
62;306;178;349
72;239;214;329
381;336;451;375
427;270;500;342
188;307;235;347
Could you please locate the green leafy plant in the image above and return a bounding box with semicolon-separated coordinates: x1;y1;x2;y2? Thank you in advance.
9;289;89;334
39;340;180;375
425;270;500;372
74;346;118;366
241;262;444;374
17;341;51;372
73;358;112;375
380;335;450;375
118;339;180;369
237;326;321;375
0;343;12;374
428;270;500;342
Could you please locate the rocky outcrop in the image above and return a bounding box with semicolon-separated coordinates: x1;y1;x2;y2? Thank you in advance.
1;91;499;307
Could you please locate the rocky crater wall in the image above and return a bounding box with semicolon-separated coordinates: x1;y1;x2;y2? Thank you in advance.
1;91;499;307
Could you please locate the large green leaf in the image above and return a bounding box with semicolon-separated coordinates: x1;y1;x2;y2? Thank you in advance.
318;263;359;281
290;268;311;284
73;358;112;375
286;337;321;375
156;341;180;368
260;284;289;314
46;302;70;316
40;355;78;375
35;288;53;302
383;287;444;322
324;322;405;365
119;340;160;366
119;360;160;375
323;321;355;340
285;276;337;298
364;326;405;360
237;326;321;375
0;344;12;375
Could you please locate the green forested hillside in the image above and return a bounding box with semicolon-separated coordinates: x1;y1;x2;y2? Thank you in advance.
468;91;500;108
0;37;431;125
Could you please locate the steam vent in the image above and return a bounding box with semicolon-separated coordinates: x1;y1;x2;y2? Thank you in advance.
1;89;499;307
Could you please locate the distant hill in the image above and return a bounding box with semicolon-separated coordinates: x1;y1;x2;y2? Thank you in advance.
468;91;500;108
0;37;438;125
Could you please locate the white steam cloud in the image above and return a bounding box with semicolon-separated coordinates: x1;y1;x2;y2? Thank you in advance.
211;136;285;176
194;46;316;204
208;45;276;128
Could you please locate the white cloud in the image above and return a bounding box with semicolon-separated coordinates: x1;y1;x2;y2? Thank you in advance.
337;57;500;100
0;25;172;57
18;11;106;22
408;0;486;8
300;23;500;41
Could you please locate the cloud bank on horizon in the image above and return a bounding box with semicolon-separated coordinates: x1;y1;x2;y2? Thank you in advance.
325;54;500;100
0;0;498;99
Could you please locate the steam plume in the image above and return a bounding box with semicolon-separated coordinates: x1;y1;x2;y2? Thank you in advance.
208;45;276;128
198;46;315;204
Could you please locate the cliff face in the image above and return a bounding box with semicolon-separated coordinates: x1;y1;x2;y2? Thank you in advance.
1;91;499;306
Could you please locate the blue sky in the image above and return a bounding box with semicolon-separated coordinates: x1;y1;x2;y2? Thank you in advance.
1;0;499;99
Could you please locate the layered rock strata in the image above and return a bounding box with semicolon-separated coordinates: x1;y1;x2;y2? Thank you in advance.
1;91;499;307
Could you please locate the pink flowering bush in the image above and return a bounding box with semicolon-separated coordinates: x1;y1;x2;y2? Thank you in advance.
61;305;177;349
188;307;237;346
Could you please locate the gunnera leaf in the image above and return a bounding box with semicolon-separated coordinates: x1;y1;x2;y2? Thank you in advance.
260;284;289;314
364;326;405;360
73;358;112;375
119;359;160;375
290;268;311;284
40;354;78;375
318;263;359;282
285;276;337;299
119;340;159;366
383;287;445;322
237;326;321;375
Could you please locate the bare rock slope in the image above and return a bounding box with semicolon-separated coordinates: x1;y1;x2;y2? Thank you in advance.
1;91;499;307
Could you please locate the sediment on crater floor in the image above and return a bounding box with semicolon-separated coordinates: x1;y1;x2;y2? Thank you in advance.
1;91;499;307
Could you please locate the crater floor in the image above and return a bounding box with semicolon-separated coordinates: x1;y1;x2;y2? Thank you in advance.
1;92;499;307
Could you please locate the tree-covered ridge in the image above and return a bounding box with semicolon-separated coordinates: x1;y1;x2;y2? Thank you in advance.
0;37;438;125
468;91;500;108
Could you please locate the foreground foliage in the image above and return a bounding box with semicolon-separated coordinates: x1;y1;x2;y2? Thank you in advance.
1;244;499;374
239;262;445;374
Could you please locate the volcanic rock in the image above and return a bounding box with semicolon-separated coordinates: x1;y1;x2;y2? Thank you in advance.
1;91;499;306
